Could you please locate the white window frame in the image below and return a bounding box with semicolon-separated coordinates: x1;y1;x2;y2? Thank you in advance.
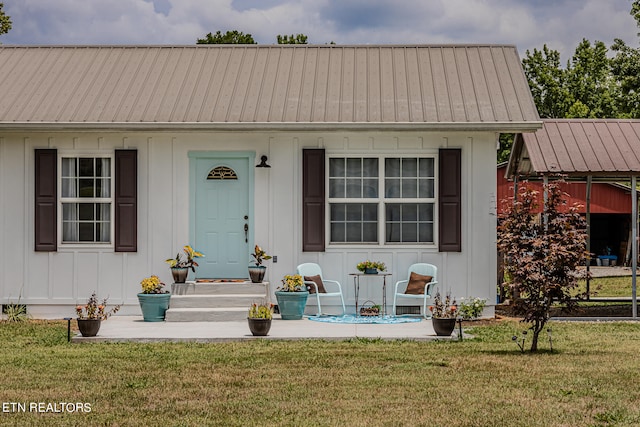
57;152;115;249
326;153;438;248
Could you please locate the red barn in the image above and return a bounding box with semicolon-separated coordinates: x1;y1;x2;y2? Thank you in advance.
501;119;640;266
497;163;633;264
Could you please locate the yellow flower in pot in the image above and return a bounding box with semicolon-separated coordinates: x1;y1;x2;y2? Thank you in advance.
247;301;274;336
138;275;171;322
275;274;308;319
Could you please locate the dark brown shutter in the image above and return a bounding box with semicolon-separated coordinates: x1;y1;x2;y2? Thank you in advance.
115;150;137;252
35;149;57;251
438;148;461;252
302;149;325;252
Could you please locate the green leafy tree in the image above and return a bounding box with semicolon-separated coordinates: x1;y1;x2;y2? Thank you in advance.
497;134;514;164
610;38;640;118
565;39;618;118
497;181;589;352
0;3;12;40
610;1;640;119
277;34;308;44
522;45;572;118
197;30;256;44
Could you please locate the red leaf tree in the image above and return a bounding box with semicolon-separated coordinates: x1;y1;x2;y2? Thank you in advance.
498;181;589;351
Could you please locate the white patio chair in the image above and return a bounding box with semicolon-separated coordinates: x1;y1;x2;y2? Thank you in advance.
392;263;438;318
296;263;346;316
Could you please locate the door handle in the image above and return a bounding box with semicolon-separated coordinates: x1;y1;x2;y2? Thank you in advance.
244;223;249;243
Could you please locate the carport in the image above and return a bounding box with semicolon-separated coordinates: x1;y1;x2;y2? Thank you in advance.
505;119;640;318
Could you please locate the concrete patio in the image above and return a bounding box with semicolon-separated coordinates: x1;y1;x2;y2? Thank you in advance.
71;315;460;343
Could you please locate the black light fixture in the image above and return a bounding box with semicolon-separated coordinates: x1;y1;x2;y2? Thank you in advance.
256;155;271;168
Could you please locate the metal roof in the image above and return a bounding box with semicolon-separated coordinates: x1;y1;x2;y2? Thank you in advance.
0;45;540;130
507;119;640;178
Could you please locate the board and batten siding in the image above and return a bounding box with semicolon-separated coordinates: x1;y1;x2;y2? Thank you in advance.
0;131;496;317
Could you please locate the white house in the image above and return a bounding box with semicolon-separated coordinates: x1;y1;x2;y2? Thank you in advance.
0;45;541;318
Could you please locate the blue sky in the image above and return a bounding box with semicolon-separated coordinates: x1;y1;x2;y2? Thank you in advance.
2;0;639;61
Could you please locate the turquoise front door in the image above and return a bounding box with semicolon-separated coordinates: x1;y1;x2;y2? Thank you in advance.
190;153;254;279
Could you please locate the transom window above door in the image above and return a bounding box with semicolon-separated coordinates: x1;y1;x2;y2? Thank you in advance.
207;166;238;180
328;156;436;245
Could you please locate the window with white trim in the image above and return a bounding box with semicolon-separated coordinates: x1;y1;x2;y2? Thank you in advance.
328;156;435;244
60;156;113;243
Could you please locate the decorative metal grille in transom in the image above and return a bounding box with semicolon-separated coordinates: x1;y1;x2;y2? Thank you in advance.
207;166;238;180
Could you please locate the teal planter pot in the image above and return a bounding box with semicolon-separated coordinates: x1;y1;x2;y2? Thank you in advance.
137;293;171;322
275;291;309;320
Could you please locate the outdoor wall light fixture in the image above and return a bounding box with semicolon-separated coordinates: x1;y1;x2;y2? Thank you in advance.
256;155;271;168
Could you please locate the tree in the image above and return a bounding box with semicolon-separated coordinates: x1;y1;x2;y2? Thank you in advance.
497;181;588;352
277;34;308;44
0;3;11;39
197;30;256;44
609;0;640;118
564;39;619;118
610;38;640;118
522;45;571;118
497;134;514;164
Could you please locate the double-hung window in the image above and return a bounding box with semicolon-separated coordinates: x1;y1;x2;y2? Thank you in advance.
60;156;113;244
328;156;436;245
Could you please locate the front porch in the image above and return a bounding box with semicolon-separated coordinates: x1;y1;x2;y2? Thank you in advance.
70;315;459;343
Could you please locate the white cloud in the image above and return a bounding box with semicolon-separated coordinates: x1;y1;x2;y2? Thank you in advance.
1;0;638;59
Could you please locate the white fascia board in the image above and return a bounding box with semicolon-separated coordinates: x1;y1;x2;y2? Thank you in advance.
0;121;543;133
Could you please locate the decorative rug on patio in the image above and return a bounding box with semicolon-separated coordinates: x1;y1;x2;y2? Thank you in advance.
308;315;422;324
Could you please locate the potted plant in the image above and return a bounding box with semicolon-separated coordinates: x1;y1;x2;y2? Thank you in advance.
247;301;274;336
75;292;121;337
165;245;204;283
356;260;387;274
428;291;458;336
458;297;487;320
137;275;171;322
275;274;309;320
248;245;272;283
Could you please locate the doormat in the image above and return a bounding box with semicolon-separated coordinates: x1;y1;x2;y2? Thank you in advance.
308;315;422;324
195;279;248;283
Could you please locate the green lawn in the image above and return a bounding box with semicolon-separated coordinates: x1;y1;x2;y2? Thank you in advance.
577;276;637;298
1;320;640;426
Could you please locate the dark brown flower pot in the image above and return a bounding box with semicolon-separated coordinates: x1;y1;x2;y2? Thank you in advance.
77;319;101;337
432;318;456;336
171;267;189;283
248;266;266;283
248;318;272;336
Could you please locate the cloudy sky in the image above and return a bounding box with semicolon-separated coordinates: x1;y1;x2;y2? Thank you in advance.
1;0;639;61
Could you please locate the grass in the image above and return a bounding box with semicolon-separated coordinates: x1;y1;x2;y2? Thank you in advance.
1;320;640;426
576;276;637;298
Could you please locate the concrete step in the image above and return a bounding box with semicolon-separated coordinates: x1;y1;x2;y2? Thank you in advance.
171;282;268;295
169;294;267;309
165;307;248;322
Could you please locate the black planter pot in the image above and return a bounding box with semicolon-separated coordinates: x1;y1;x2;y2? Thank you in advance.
248;265;266;283
171;267;189;283
247;318;272;336
77;319;101;337
432;318;457;336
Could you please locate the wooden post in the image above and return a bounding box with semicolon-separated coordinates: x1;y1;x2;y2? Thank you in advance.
632;176;637;318
586;176;592;300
